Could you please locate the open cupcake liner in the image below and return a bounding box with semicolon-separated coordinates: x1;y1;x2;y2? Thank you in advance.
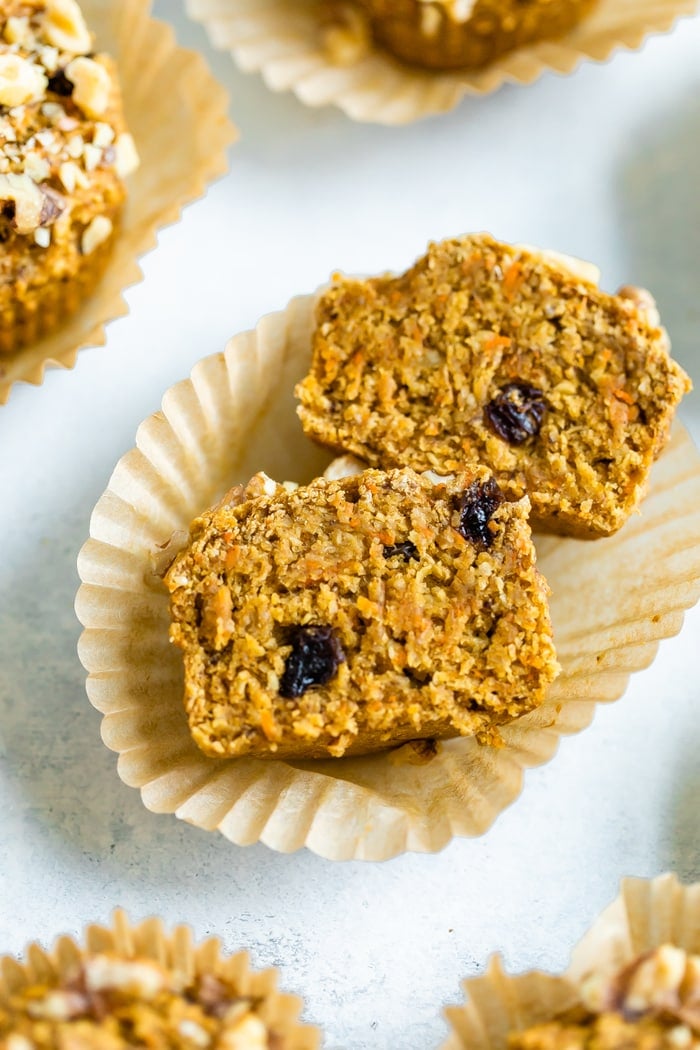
76;291;700;862
0;0;237;404
183;0;698;125
443;873;700;1048
0;910;319;1049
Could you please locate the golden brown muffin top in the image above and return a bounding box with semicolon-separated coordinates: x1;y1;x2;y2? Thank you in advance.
0;952;278;1050
0;0;138;249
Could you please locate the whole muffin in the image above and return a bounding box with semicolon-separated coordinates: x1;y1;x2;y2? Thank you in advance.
355;0;598;69
509;945;700;1050
0;913;318;1050
0;0;139;353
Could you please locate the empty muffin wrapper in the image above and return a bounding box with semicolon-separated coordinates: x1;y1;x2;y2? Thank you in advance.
443;872;700;1048
76;290;700;862
184;0;697;125
0;0;237;404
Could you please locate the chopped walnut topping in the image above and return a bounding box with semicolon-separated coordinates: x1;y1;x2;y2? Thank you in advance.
219;1014;269;1050
83;955;168;1000
23;150;50;182
6;1035;34;1050
0;172;43;232
83;142;101;170
581;946;700;1033
39;186;64;225
44;0;92;55
178;1020;212;1047
81;213;113;254
58;159;84;192
65;56;111;118
27;990;88;1022
114;131;139;177
93;121;114;148
0;53;48;107
4;16;32;47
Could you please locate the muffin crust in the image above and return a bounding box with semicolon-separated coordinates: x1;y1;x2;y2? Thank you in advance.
0;0;139;352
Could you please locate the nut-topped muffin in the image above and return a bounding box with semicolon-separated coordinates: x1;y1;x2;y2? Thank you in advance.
0;0;139;353
346;0;598;70
0;914;318;1050
509;945;700;1050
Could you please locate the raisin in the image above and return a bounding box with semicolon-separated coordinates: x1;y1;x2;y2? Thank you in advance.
47;70;74;96
383;540;418;562
484;382;547;445
279;625;345;699
456;478;504;547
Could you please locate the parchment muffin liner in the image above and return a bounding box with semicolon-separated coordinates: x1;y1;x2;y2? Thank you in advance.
76;291;700;862
0;910;319;1049
0;0;237;405
183;0;698;125
443;873;700;1049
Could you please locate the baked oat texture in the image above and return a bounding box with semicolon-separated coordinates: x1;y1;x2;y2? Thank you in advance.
348;0;597;69
509;946;700;1050
0;0;139;353
0;951;282;1050
297;233;691;538
165;467;558;760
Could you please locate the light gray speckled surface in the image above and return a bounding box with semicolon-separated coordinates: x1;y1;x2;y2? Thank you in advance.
1;4;699;1048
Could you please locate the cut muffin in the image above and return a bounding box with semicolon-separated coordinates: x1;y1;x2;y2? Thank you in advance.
348;0;598;70
509;945;700;1050
296;234;691;538
0;0;139;353
165;466;558;760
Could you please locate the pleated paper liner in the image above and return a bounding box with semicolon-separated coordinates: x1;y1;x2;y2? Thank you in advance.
443;873;700;1049
0;910;319;1050
183;0;697;125
0;0;237;405
76;291;700;863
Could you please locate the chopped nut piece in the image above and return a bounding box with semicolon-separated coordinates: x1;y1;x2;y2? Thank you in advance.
0;53;48;107
114;132;139;177
65;56;111;118
83;142;101;170
44;0;92;54
178;1020;212;1047
4;16;32;47
34;226;51;247
219;1014;269;1050
80;213;113;255
93;121;115;147
0;172;43;233
83;955;167;999
58;159;79;192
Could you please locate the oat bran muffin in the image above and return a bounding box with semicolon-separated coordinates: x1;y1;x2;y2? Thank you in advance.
508;945;700;1050
0;936;306;1050
296;234;691;538
165;466;558;760
337;0;597;70
0;0;139;353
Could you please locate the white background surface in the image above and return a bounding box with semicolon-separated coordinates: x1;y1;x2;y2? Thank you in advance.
1;4;700;1048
